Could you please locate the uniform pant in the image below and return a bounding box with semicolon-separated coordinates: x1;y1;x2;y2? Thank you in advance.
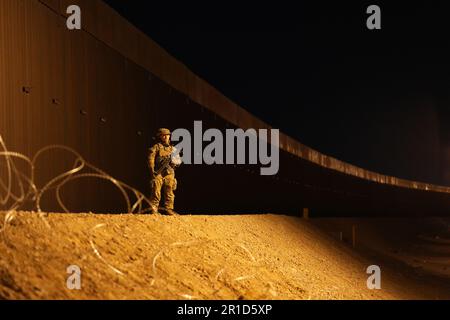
150;174;177;211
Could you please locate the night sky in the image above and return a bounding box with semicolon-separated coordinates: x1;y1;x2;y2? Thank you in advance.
103;1;450;186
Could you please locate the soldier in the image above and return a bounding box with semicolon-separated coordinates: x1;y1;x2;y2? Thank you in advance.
148;128;181;215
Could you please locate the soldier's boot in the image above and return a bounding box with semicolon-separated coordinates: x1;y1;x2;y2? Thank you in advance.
150;207;159;215
163;208;179;216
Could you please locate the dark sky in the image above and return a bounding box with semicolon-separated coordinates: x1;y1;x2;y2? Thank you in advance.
102;1;450;185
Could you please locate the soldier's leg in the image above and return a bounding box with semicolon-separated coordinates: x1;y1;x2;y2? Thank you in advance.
162;174;177;210
149;175;163;212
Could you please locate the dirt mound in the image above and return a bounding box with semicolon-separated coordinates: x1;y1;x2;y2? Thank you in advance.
0;211;449;300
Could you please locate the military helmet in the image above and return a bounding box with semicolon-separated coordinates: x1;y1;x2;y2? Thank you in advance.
156;128;171;136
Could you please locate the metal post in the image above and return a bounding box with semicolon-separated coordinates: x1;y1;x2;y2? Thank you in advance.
303;208;309;219
352;225;356;248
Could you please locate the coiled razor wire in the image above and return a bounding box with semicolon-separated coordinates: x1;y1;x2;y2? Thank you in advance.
0;134;153;215
0;134;153;284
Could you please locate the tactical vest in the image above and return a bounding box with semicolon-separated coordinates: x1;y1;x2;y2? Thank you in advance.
155;144;175;176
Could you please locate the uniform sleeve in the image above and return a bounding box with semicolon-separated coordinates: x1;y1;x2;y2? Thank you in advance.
148;144;159;174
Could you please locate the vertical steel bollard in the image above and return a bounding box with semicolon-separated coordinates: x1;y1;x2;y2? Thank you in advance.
352;225;356;248
303;208;309;219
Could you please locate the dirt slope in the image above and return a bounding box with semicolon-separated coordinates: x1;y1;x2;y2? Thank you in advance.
0;211;449;300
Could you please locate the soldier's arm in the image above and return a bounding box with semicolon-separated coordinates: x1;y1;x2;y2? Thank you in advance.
148;144;159;176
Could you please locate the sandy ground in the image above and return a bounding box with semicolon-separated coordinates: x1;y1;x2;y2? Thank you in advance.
0;211;449;300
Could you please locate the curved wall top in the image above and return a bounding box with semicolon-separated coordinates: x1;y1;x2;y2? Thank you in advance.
37;0;450;195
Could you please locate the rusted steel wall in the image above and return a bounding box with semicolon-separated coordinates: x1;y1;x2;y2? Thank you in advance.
37;0;450;196
1;0;450;215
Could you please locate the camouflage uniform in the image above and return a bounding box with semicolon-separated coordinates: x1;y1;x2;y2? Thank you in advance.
148;129;178;214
